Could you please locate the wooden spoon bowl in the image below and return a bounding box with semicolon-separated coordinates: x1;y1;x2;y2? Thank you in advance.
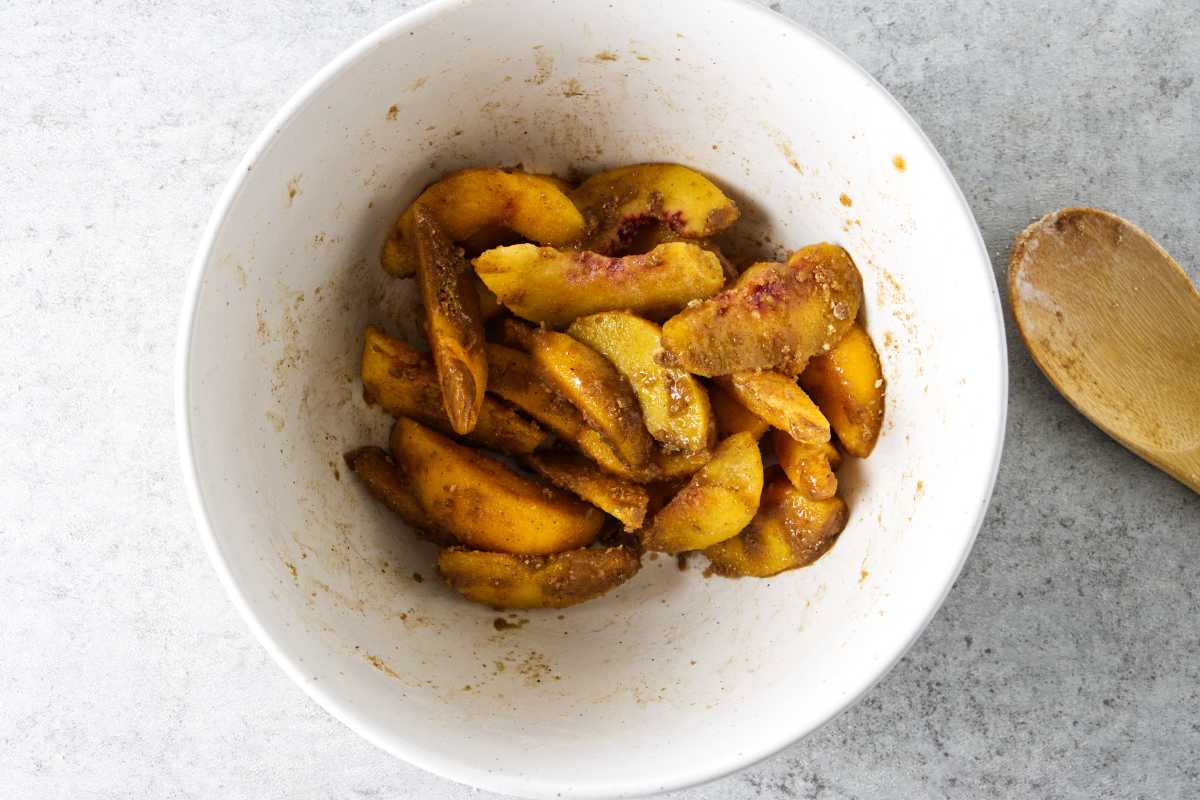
1009;208;1200;493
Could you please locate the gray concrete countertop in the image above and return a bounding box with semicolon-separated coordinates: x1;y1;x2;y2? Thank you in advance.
2;1;1197;798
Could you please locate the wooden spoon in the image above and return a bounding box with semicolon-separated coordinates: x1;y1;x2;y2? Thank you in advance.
1009;208;1200;493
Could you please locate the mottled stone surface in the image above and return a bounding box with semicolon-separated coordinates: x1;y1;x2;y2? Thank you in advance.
1;1;1196;798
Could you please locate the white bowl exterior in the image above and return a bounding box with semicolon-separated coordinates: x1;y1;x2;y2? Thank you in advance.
178;1;1006;797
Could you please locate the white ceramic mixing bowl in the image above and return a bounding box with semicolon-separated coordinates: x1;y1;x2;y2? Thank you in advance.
177;0;1006;796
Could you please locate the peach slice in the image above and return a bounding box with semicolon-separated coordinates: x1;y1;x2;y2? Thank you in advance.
360;326;548;454
485;340;658;482
640;432;763;554
525;451;650;531
528;328;655;470
704;470;847;578
718;370;830;444
381;168;585;276
474;241;725;327
567;311;715;455
653;447;712;481
799;322;887;458
343;446;451;544
772;433;841;500
709;381;770;440
485;343;587;441
412;205;487;434
571;163;739;254
391;418;603;555
618;224;739;282
660;243;863;377
437;545;641;609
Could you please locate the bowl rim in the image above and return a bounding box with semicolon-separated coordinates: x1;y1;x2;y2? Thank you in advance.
175;0;1008;796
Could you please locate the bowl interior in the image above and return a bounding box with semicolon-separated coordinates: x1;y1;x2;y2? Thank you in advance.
180;1;1005;796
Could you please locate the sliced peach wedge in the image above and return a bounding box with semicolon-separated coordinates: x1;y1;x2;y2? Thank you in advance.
717;370;830;445
799;322;887;458
524;451;650;531
381;168;585;277
342;446;452;545
473;241;725;327
571;163;740;254
391;418;604;555
411;205;487;434
640;432;763;555
437;545;642;609
709;381;770;440
360;326;548;455
661;243;863;377
704;468;847;578
616;224;739;281
484;342;587;442
567;311;715;455
772;433;841;500
527;328;656;471
484;336;657;482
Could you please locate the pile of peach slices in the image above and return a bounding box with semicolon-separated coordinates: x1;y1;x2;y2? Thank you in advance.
345;164;886;609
